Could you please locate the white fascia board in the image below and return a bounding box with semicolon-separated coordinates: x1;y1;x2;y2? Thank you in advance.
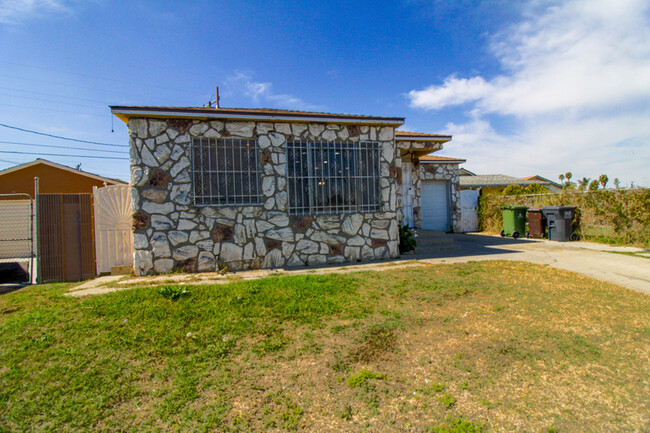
420;159;465;164
396;136;452;143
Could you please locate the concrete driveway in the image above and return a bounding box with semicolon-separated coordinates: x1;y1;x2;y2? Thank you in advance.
411;232;650;295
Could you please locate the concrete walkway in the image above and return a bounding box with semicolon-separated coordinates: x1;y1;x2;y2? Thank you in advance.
67;233;650;297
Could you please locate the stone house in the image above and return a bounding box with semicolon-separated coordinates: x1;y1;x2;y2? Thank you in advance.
110;106;459;275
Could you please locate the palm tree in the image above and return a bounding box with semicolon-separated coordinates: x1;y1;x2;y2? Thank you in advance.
599;174;609;189
564;172;575;189
578;177;590;190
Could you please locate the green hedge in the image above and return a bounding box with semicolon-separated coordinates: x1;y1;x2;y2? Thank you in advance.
479;188;650;247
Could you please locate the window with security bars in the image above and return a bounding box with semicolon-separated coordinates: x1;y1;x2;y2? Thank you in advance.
191;138;262;205
287;141;381;215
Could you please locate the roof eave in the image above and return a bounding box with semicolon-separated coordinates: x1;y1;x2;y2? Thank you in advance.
420;159;466;164
110;106;405;127
395;135;452;143
0;159;127;185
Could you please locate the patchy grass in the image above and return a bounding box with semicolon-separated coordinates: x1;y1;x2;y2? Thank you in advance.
346;369;385;388
1;261;649;432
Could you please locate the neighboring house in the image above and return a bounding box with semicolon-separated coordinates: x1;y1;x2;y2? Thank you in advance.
0;158;126;197
522;175;563;192
111;105;459;275
459;168;475;176
459;174;539;195
0;159;127;284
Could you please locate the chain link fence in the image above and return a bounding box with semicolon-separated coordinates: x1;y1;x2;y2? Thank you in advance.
0;194;35;284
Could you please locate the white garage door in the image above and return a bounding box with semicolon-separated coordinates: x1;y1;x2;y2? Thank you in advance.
421;181;450;231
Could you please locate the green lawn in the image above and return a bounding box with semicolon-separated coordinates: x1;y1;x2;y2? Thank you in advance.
1;261;649;432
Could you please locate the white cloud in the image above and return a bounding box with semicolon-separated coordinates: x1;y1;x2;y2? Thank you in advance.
409;76;492;110
0;0;70;23
408;0;650;186
224;72;324;111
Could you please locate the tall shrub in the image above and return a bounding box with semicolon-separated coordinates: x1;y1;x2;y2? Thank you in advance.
478;188;650;246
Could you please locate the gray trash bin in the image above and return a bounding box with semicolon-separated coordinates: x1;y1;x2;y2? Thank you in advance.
541;206;577;241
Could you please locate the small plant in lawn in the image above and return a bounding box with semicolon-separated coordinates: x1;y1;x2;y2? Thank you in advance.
399;222;417;253
479;398;494;409
339;403;354;420
217;261;231;274
346;369;385;388
439;392;456;409
279;399;304;431
157;285;190;300
415;381;446;395
427;417;485;433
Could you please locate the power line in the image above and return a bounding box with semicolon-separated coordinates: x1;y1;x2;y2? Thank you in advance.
0;60;200;97
0;140;128;155
0;72;122;96
0;157;21;165
0;102;108;118
0;122;127;147
0;91;107;110
0;85;109;105
0;150;129;160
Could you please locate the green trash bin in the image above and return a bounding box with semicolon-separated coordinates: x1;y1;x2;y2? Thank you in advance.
500;205;528;239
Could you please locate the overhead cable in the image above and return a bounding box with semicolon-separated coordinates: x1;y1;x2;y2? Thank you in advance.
0;140;128;154
0;150;129;160
0;122;128;147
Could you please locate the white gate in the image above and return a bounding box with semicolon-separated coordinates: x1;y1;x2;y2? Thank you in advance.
401;161;414;227
460;189;479;232
93;185;133;274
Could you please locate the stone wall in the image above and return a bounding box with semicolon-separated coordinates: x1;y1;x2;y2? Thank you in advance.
415;162;462;232
127;118;400;275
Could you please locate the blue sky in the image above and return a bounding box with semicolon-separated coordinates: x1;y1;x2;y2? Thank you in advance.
0;0;648;186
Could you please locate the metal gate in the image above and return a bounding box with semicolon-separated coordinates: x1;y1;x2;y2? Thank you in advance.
0;194;35;284
93;185;133;274
38;194;95;283
401;161;414;227
460;189;480;232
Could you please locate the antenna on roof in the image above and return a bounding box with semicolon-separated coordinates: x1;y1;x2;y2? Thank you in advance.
204;87;221;108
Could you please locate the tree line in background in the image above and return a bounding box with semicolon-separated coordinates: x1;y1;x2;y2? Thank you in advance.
558;172;622;190
502;172;627;196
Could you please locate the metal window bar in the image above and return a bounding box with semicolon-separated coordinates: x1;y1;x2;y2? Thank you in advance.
191;138;262;206
286;141;381;215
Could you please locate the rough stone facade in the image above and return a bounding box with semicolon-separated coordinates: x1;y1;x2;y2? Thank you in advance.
396;140;443;154
414;161;462;232
128;117;401;275
394;139;460;233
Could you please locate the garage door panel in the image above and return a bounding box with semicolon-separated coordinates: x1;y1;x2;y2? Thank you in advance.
421;181;449;231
